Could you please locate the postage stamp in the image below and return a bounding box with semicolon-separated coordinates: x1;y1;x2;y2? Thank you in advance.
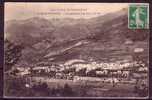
128;4;149;29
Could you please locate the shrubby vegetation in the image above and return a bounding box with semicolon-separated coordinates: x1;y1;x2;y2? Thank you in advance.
4;39;23;71
4;75;88;97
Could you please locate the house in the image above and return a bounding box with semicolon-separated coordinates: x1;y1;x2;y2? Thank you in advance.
138;67;148;72
132;72;147;79
32;66;51;75
14;67;31;76
134;48;144;53
96;70;108;76
55;72;63;79
64;59;86;66
124;39;133;45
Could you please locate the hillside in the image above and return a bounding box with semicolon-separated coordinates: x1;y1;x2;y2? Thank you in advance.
5;8;149;66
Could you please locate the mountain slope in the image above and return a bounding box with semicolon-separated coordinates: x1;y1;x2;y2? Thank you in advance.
5;9;149;65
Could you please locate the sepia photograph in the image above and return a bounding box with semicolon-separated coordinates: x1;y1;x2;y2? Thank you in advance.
4;3;149;98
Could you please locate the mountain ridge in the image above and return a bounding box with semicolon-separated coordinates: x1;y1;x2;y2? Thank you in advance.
5;8;149;65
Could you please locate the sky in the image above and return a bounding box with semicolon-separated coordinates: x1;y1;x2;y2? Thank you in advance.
5;3;129;21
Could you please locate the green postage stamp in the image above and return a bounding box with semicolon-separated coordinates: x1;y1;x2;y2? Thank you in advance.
129;4;149;29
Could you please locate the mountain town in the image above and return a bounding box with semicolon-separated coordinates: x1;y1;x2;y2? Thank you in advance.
4;7;149;97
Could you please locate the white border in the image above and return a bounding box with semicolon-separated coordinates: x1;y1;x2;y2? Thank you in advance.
3;2;150;99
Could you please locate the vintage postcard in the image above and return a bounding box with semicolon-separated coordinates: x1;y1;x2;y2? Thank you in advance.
4;3;149;98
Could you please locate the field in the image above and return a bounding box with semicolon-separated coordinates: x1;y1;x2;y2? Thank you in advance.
25;76;141;97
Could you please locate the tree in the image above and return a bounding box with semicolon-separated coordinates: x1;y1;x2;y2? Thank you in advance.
4;39;23;71
62;83;74;96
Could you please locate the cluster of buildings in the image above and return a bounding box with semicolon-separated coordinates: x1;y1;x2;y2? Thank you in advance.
9;55;148;93
10;58;148;82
